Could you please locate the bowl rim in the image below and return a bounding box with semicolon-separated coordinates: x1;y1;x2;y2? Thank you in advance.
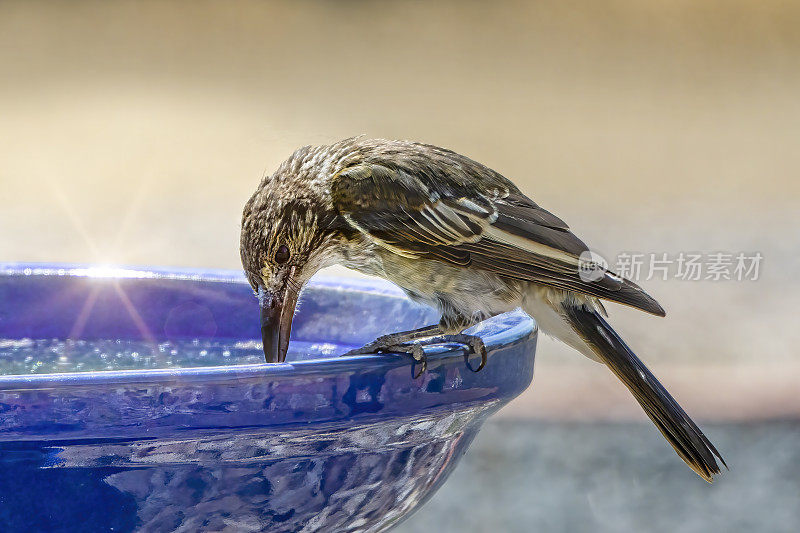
0;262;536;389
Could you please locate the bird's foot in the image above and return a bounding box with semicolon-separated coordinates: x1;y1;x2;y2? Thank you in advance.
342;332;487;377
344;339;428;378
424;333;487;372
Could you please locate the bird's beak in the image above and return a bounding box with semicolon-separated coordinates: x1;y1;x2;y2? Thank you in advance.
259;266;299;363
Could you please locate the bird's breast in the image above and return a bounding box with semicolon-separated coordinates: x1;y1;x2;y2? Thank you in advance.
375;250;524;321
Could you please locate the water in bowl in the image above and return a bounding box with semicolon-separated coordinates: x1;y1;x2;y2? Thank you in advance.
0;338;348;375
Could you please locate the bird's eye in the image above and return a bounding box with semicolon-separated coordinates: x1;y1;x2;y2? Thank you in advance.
274;244;291;264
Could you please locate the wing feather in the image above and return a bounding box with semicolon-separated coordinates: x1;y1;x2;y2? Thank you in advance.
331;161;664;316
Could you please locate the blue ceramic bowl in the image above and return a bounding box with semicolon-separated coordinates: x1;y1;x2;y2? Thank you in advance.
0;263;536;532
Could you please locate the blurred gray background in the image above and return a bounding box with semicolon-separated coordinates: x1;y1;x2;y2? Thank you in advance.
1;1;798;531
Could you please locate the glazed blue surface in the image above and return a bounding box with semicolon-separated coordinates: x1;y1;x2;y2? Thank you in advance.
0;263;537;532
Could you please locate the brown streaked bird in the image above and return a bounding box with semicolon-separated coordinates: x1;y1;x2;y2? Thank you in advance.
240;137;726;482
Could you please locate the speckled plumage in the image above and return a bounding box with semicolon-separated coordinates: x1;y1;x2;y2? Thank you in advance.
241;137;725;481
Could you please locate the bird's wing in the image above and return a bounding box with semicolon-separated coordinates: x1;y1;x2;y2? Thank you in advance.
330;162;664;316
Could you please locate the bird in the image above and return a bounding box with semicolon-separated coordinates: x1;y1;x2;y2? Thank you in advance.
240;136;726;482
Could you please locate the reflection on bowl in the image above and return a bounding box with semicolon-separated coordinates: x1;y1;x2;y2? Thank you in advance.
0;264;536;532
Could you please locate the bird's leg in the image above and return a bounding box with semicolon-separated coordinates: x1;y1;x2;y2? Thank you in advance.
420;333;487;372
343;324;443;377
434;312;488;372
370;324;443;346
342;315;488;375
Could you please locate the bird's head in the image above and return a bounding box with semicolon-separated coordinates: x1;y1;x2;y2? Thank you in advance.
240;146;347;363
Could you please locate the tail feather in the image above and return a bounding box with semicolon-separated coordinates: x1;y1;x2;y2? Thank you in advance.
562;304;726;482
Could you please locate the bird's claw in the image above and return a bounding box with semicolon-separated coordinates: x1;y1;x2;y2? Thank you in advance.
342;333;487;377
427;333;487;372
344;341;428;378
463;335;488;372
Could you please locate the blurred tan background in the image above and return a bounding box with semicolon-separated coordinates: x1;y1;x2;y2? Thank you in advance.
1;0;798;419
2;1;799;531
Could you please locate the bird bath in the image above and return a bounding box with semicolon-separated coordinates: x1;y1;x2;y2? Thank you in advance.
0;263;536;532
